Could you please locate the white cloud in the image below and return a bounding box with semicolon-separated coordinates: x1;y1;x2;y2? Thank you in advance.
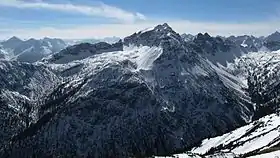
1;20;279;40
0;0;146;23
1;1;278;40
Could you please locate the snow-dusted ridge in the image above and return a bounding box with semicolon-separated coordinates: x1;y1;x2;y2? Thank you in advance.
191;113;280;156
47;45;162;73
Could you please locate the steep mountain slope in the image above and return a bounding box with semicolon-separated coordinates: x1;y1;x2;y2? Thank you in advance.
156;113;280;158
191;113;280;157
160;49;280;158
226;50;280;120
0;60;61;150
0;24;254;158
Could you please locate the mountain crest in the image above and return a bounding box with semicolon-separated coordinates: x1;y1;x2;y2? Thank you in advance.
154;23;173;32
273;31;280;35
195;32;212;40
1;36;23;49
124;23;182;47
8;36;22;42
266;31;280;42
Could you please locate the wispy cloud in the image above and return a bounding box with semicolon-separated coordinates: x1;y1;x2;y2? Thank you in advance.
0;0;146;23
1;20;279;40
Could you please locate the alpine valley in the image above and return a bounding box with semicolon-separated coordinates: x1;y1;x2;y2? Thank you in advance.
1;24;280;158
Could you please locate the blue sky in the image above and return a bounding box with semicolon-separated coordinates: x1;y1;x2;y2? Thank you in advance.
0;0;279;39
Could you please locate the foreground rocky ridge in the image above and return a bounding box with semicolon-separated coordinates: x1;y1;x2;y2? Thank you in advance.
0;24;257;157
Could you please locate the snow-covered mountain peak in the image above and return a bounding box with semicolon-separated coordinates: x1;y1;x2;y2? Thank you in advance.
154;23;173;31
124;23;183;47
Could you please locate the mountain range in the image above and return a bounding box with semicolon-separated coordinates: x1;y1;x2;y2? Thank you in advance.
0;37;123;63
64;36;121;46
0;37;67;63
1;30;279;64
0;24;280;157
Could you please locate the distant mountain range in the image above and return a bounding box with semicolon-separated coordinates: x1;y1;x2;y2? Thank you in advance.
1;31;279;64
0;36;121;63
0;37;67;63
180;31;280;66
64;36;121;45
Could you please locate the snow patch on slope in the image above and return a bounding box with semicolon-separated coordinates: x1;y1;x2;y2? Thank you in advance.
208;60;248;96
48;45;163;73
155;152;237;158
241;39;248;47
191;113;280;156
125;45;163;71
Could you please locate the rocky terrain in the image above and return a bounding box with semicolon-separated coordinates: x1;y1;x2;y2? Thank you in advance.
0;24;280;157
159;50;280;158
